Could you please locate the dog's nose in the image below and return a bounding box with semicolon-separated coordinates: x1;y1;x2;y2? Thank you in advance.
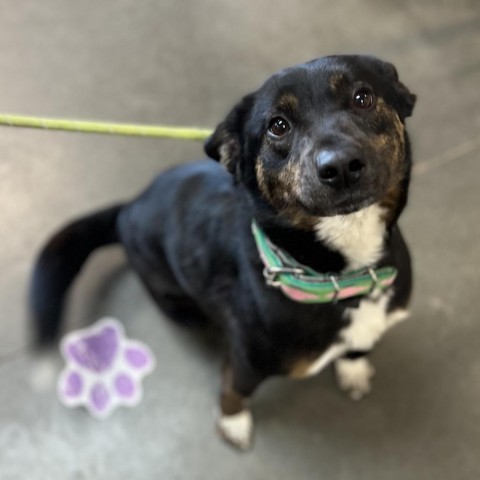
316;150;366;189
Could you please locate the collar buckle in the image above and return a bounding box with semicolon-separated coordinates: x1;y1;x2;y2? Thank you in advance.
263;265;305;287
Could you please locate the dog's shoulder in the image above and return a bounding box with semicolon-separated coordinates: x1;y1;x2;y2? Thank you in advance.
150;159;236;198
120;159;254;260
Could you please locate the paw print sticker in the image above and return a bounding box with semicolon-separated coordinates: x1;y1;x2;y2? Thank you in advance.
57;318;155;419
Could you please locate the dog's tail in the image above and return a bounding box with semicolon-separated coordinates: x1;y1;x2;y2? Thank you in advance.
30;204;123;348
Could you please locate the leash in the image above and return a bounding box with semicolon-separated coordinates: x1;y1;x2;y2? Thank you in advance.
0;114;213;141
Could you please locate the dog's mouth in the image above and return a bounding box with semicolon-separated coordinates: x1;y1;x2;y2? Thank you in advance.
299;190;378;217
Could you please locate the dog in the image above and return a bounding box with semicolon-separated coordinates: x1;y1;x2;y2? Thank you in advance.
30;55;416;450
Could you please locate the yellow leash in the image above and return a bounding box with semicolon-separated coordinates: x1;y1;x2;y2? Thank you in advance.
0;114;213;141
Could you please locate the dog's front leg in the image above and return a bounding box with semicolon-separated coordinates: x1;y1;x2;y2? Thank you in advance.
217;359;265;451
334;351;375;401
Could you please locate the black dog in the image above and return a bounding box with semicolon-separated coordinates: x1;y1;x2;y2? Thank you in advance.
31;55;416;450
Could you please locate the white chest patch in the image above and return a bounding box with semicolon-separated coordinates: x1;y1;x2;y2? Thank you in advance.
340;291;408;351
314;204;387;270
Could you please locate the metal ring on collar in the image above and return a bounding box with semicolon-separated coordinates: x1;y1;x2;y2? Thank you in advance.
329;275;341;303
368;267;380;294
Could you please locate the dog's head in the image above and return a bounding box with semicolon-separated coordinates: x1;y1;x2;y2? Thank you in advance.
205;55;416;227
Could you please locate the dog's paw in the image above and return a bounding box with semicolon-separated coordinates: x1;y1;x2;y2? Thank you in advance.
335;358;375;401
217;409;253;451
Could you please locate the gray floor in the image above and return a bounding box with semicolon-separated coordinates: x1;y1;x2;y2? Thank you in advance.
1;1;479;478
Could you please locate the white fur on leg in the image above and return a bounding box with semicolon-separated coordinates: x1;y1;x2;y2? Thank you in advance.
335;357;375;401
217;409;253;451
387;309;410;327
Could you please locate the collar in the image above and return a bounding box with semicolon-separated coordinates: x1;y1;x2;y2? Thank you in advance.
251;220;397;304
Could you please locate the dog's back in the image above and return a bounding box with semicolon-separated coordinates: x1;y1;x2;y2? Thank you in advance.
30;160;249;345
116;160;253;321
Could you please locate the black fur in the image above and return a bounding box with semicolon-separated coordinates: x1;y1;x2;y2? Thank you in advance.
30;205;122;346
30;55;415;448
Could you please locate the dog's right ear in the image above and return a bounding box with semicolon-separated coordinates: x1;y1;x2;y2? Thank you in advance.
204;94;255;174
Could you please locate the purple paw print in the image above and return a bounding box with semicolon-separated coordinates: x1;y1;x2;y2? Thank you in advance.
57;318;155;419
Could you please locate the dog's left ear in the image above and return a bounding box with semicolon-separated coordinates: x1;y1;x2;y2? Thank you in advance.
382;62;417;120
204;94;255;174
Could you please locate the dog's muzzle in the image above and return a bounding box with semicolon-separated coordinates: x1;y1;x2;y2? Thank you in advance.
315;149;366;190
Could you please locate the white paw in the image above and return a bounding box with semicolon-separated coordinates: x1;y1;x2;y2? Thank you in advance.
335;358;375;401
217;409;253;451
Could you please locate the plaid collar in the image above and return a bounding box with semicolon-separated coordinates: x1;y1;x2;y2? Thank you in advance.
251;220;397;304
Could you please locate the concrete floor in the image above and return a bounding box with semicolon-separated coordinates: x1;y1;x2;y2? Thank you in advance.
1;0;480;478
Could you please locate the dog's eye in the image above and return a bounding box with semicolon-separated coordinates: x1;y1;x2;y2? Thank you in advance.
268;117;290;137
352;89;374;110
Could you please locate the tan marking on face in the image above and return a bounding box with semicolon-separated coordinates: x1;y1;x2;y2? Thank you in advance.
379;179;408;227
219;140;239;172
277;160;297;200
375;98;405;146
255;136;321;230
372;100;406;171
255;159;296;208
276;93;299;113
371;99;408;225
329;73;344;90
255;158;319;230
255;161;269;197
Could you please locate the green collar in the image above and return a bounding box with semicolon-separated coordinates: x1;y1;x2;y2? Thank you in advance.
251;220;397;304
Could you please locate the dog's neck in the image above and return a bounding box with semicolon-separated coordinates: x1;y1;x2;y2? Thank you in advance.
314;204;387;271
254;203;388;274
